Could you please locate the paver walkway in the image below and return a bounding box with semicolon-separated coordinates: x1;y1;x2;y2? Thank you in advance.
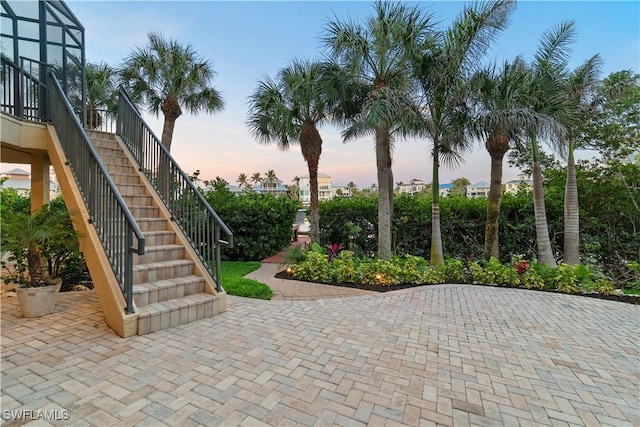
2;281;638;426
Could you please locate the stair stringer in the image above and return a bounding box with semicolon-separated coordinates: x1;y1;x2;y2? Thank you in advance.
46;125;139;337
109;132;227;313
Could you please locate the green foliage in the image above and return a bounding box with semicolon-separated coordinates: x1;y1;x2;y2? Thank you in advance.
1;198;84;287
333;250;358;283
319;158;638;285
469;257;512;286
283;246;307;265
205;191;299;261
220;261;272;300
290;252;334;283
549;264;580;294
0;187;31;217
441;258;465;283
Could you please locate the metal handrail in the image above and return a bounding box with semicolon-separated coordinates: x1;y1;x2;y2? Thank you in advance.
48;71;145;314
116;87;233;290
1;55;48;121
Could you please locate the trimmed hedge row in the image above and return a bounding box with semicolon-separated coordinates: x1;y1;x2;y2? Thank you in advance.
204;190;299;261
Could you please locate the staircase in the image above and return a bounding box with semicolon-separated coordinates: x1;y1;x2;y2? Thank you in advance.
87;130;221;335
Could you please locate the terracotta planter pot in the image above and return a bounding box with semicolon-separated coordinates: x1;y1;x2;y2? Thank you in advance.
16;283;61;318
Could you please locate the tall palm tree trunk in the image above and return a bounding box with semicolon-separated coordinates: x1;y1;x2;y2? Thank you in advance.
484;132;509;260
531;141;557;267
300;123;322;243
376;126;393;260
160;100;182;151
563;136;580;264
430;142;444;266
158;102;181;198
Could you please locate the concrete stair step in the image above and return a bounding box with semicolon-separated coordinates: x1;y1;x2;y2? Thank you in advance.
133;259;194;284
130;206;160;219
136;293;220;335
137;218;169;232
132;274;206;306
115;184;147;197
111;173;141;186
143;230;176;246
134;244;185;264
123;194;154;207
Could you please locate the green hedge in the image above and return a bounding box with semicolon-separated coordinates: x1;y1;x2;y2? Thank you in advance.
205;190;299;261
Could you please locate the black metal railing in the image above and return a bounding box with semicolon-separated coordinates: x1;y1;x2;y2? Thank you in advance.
85;108;118;133
1;55;48;121
48;72;145;314
116;88;233;290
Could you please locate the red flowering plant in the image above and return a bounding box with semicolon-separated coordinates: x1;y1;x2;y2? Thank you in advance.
325;243;345;261
516;259;529;275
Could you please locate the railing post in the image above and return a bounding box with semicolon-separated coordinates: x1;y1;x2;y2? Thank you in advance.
215;223;222;292
125;230;134;314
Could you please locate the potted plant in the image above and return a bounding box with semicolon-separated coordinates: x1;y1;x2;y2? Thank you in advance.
1;203;79;317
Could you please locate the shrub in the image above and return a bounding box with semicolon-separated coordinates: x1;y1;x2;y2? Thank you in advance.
290;252;334;283
549;264;580;294
441;258;465;283
333;250;357;283
206;191;299;261
469;257;512;286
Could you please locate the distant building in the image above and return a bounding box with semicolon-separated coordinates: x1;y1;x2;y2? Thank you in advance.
505;174;533;194
254;179;289;197
398;179;426;196
332;183;350;198
299;173;332;206
467;181;491;198
0;168;31;195
439;183;454;197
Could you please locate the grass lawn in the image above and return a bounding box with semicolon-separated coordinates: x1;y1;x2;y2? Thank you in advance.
220;261;273;300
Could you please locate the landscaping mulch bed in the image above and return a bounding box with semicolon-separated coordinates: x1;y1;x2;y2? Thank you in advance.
274;270;640;304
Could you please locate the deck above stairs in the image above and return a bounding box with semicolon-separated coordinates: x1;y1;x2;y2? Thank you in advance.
86;130;224;335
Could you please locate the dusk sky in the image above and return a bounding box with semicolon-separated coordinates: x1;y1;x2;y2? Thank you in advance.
6;1;639;188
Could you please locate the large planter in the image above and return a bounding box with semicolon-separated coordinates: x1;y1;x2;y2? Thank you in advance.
16;283;61;318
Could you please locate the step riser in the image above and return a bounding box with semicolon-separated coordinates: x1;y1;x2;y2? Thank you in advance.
133;280;205;306
119;185;148;197
137;297;219;335
144;233;175;246
133;263;194;284
105;164;137;175
130;206;160;218
138;220;168;232
94;146;124;158
112;175;141;185
123;195;154;206
101;156;130;167
135;247;185;264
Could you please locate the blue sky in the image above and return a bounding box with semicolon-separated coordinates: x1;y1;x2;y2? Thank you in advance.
65;1;639;188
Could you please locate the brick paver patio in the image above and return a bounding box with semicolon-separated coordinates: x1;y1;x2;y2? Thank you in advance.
1;281;639;426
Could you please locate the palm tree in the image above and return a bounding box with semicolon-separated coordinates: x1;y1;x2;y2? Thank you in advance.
526;21;577;267
85;62;117;129
412;0;515;265
236;173;249;190
264;169;278;188
346;181;358;197
323;0;434;259
1;205;79;287
118;32;224;151
250;172;263;188
247;60;336;242
471;57;540;259
560;55;602;265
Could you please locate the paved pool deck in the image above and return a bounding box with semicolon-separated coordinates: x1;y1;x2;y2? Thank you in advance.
1;261;639;426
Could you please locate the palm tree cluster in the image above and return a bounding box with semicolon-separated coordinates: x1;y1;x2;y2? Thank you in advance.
88;1;607;267
246;0;606;267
